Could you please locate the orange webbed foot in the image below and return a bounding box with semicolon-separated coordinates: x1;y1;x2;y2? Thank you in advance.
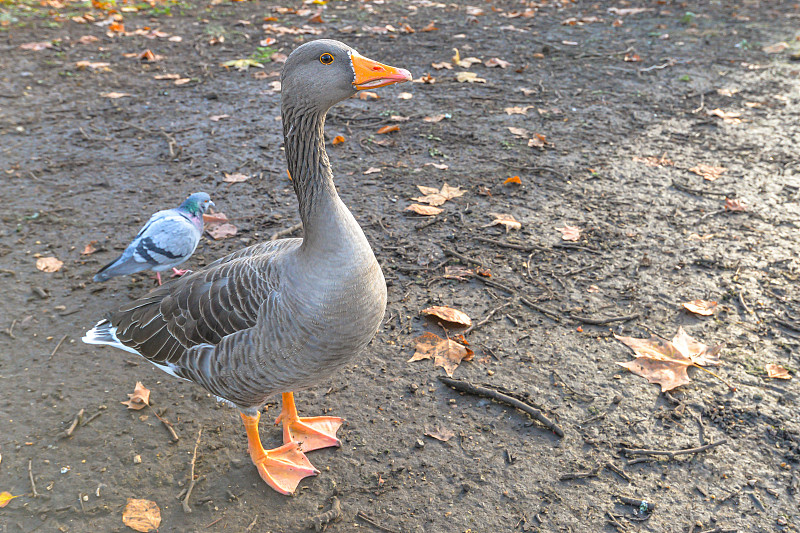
276;392;343;452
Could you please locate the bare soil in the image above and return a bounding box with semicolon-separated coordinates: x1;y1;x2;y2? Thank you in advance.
1;1;799;532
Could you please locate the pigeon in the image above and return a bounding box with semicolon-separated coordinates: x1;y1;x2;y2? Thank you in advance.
93;192;214;285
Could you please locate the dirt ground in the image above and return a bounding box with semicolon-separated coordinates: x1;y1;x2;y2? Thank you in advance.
1;0;799;531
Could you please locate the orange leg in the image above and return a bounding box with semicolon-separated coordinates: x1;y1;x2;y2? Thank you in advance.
240;411;318;495
275;392;343;453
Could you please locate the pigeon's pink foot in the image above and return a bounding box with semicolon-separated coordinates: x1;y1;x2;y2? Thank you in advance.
154;272;163;286
171;268;190;278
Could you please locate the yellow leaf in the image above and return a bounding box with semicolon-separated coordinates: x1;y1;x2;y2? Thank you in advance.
411;183;466;206
0;491;20;508
122;498;161;532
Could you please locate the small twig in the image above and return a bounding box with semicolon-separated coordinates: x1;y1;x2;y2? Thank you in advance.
29;460;39;498
617;495;655;513
181;427;203;513
519;297;562;321
606;511;630;533
473;236;548;253
356;511;400;533
270;222;303;241
59;409;85;439
4;319;16;339
569;313;639;326
560;468;600;481
307;496;343;532
148;405;180;442
464;301;512;335
443;247;484;267
620;439;726;462
244;515;258;533
439;376;564;437
605;462;632;482
49;335;68;360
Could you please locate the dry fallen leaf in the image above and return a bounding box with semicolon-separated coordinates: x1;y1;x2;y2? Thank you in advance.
398;92;414;99
204;212;238;240
121;382;151;410
763;42;789;54
765;363;791;380
485;57;510;68
505;106;533;115
0;491;20;508
81;241;98;255
77;35;99;44
222;58;264;71
363;167;381;175
223;172;250;183
431;61;452;70
707;108;742;124
425;427;455;441
76;61;111;71
20;41;53;51
424;162;449;170
332;135;345;145
36;257;63;273
154;73;180;80
503;175;522;185
507;127;530;137
411;183;466;206
528;133;551;148
423;114;448;123
623;52;642;62
455;72;486;83
409;332;474;377
122;498;161;533
485;213;521;232
633;155;674;167
209;114;229;122
689;164;727;181
420;22;438;32
558;225;581;241
451;48;482;68
101;92;132;99
682;299;718;316
377;125;400;134
615;327;723;392
724;198;746;211
405;204;443;216
444;266;475;280
421;306;472;327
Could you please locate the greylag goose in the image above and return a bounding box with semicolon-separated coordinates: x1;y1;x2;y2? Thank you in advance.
93;192;214;285
83;40;410;494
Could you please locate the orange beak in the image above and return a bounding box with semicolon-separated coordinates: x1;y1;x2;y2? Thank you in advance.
351;51;412;90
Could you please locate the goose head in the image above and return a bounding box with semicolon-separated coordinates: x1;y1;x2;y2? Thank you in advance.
280;39;411;112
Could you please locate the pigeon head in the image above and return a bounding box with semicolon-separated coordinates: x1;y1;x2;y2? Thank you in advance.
180;192;214;216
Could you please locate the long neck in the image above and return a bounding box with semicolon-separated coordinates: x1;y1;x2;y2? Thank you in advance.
282;102;355;253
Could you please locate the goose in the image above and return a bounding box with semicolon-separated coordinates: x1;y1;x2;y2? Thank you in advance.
83;40;411;494
93;192;214;285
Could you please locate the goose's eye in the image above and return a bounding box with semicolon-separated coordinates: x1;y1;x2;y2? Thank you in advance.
319;53;334;65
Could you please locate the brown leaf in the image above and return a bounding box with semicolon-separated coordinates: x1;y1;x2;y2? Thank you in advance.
505;105;533;115
154;73;180;80
423;114;447;123
707;108;742;124
411;183;466;206
76;61;111;71
689;164;727;181
77;35;99;44
633;155;674;167
425;427;455;441
431;61;452;70
174;78;191;86
202;212;228;224
101;92;132;99
615;327;723;391
405;204;443;216
444;266;474;280
121;381;150;410
36;257;63;273
507;127;529;137
81;241;99;255
485;57;510;68
206;223;238;240
409;332;474;377
0;491;20;508
223;172;250;183
421;306;472;327
420;22;438;32
122;498;161;532
724;198;746;211
20;41;53;51
484;213;521;232
332;135;345;145
363;167;381;175
763;42;789;54
765;363;791;380
558;225;581;241
424;162;449;170
376;125;400;134
503;175;522;185
682;299;718;316
528;133;551;148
